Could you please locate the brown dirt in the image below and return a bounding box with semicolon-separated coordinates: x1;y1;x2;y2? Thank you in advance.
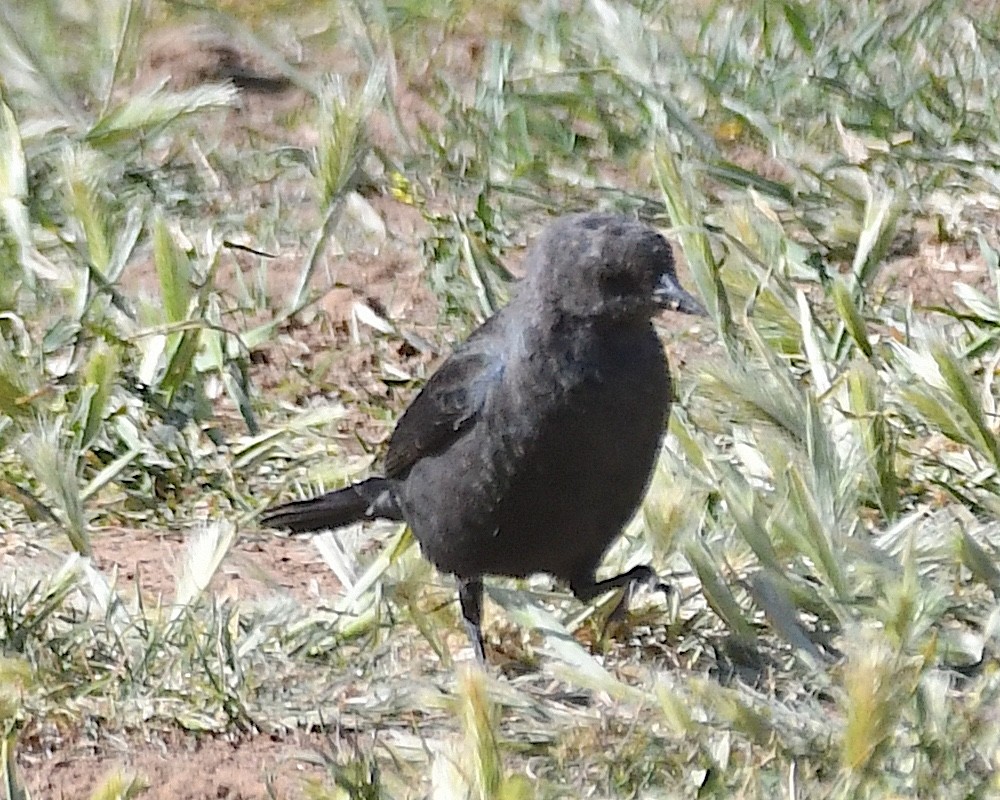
91;527;344;603
24;730;332;800
0;526;343;607
875;228;991;308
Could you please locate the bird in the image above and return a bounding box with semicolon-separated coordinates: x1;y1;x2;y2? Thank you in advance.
262;211;705;663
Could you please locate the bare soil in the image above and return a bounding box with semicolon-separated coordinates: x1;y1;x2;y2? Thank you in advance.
90;526;343;602
25;730;332;800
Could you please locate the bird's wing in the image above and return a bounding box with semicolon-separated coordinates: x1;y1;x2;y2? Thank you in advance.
384;323;504;480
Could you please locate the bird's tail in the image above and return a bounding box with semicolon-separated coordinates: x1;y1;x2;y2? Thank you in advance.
261;477;403;533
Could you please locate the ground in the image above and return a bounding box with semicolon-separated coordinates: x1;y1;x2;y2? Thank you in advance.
26;732;331;800
4;4;995;798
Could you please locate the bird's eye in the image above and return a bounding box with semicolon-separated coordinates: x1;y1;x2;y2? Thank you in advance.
600;273;640;297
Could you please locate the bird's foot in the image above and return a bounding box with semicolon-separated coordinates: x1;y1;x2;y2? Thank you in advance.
573;564;672;624
628;564;672;601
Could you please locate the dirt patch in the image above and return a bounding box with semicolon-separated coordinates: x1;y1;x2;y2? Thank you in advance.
0;526;343;606
718;142;799;187
89;527;344;604
142;24;295;96
22;730;333;800
876;233;990;309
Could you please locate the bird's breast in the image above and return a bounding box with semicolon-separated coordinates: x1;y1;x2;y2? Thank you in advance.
496;325;671;487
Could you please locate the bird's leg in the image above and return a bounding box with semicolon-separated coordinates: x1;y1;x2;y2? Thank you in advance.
571;564;671;621
457;576;486;665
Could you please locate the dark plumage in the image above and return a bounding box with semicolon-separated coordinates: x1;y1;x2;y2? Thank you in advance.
263;212;705;662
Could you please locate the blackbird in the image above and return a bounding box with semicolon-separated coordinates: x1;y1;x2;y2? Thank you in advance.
263;212;705;662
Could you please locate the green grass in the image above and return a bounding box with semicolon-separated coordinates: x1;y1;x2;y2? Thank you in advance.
3;0;1000;796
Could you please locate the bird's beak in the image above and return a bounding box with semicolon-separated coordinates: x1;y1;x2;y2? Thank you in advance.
653;273;708;316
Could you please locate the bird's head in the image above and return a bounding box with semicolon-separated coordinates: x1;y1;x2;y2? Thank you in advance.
523;213;705;323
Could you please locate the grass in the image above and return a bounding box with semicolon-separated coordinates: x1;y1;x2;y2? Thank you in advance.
3;0;1000;796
